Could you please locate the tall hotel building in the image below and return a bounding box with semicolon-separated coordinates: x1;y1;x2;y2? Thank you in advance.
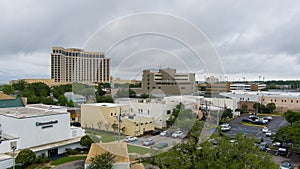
51;47;110;84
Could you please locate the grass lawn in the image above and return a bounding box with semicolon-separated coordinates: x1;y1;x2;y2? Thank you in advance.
85;129;126;143
50;156;87;165
127;144;153;155
41;167;51;169
240;122;266;128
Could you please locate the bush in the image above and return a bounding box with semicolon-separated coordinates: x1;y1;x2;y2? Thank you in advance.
65;149;79;155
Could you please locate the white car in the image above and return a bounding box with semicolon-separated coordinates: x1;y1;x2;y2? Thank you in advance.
272;142;281;147
160;131;168;136
172;131;183;138
262;127;269;133
280;162;292;169
221;125;231;132
266;131;274;137
124;136;137;142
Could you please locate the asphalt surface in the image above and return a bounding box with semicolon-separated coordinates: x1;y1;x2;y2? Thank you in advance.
53;160;85;169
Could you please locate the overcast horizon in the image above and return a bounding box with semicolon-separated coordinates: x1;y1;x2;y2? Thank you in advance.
1;0;300;84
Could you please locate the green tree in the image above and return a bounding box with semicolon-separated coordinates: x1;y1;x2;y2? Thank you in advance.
283;110;300;125
96;95;114;103
266;103;276;113
1;84;15;95
139;93;149;99
87;152;115;169
58;95;68;106
51;84;72;99
273;121;300;151
15;149;36;166
12;80;26;91
253;103;266;113
96;85;106;96
147;134;278;169
221;109;233;119
80;135;94;148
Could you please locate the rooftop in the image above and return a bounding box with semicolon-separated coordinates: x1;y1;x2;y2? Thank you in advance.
0;106;68;119
82;103;127;108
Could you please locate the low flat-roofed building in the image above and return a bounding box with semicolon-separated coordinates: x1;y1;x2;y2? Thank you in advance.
220;91;300;112
85;142;130;169
0;93;26;108
81;103;154;136
117;98;177;129
0;104;85;168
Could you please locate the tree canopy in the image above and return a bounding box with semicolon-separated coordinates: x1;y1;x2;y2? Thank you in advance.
1;84;15;95
15;149;36;166
283;110;300;125
87;152;115;169
273;120;300;151
80;135;94;148
144;134;277;169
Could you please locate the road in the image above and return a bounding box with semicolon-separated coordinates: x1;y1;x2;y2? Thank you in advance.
53;160;85;169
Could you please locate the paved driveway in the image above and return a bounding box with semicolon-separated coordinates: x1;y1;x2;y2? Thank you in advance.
53;160;85;169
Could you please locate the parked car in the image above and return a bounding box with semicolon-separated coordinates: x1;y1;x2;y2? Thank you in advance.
249;115;258;120
259;142;268;151
280;162;292;169
253;119;267;125
272;142;281;147
151;130;161;136
160;131;168;136
262;127;269;133
143;138;155;146
266;131;275;137
278;147;288;156
124;136;137;142
212;139;218;145
265;116;273;121
172;131;183;138
156;141;168;149
242;118;253;123
221;125;231;132
220;123;230;128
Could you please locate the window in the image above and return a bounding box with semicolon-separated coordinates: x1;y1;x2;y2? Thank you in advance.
297;100;299;103
291;100;293;103
111;113;113;116
275;99;276;102
167;110;171;115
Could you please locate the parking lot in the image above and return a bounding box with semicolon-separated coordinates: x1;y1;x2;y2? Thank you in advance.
223;114;288;139
123;133;183;150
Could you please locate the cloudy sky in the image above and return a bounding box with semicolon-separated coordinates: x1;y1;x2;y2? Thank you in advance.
1;0;300;84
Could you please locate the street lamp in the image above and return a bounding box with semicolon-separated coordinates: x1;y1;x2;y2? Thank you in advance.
12;145;16;169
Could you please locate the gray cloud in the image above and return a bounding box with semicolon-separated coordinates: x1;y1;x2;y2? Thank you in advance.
1;0;300;83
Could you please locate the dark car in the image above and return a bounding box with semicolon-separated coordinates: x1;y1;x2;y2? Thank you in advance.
278;147;288;156
151;130;161;136
242;118;253;123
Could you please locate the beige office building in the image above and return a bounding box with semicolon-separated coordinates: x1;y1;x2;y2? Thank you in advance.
81;103;154;136
133;68;197;96
51;47;110;84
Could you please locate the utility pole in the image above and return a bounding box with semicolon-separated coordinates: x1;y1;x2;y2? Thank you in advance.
118;106;122;143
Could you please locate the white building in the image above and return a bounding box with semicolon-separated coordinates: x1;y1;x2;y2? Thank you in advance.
117;96;204;129
0;104;85;168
